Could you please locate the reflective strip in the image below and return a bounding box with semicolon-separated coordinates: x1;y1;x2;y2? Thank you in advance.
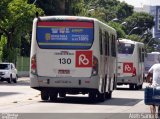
37;26;92;28
38;42;92;46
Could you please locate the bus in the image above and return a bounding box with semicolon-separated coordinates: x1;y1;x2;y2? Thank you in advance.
30;16;117;102
117;39;144;90
144;52;160;78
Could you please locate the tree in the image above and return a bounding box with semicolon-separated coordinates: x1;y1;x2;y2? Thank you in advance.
28;0;85;15
127;34;142;42
124;12;154;36
29;0;66;15
116;2;134;21
84;0;134;22
108;21;126;38
0;0;44;62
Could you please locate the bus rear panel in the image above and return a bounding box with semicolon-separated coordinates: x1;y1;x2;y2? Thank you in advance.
30;16;117;102
117;39;144;90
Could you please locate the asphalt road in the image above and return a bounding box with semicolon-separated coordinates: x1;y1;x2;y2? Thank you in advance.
0;77;155;119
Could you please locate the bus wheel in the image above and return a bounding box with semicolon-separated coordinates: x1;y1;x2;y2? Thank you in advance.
108;91;112;99
139;84;143;90
158;105;160;118
105;92;108;99
59;92;66;98
135;84;139;90
89;92;96;102
41;91;49;101
50;92;58;102
129;84;134;90
97;93;105;102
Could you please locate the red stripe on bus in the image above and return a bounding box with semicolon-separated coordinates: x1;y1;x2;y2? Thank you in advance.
37;22;93;27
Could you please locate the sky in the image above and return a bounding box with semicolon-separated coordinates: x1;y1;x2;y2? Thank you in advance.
118;0;160;7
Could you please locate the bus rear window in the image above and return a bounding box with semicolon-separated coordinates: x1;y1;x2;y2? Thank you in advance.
36;21;94;49
146;54;155;61
118;42;134;54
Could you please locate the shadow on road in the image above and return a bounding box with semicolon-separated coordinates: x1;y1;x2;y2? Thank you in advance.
0;92;21;97
102;97;142;106
0;78;29;97
116;87;145;91
0;79;30;86
40;96;142;107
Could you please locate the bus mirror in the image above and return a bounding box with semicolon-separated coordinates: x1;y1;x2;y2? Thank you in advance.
36;12;39;18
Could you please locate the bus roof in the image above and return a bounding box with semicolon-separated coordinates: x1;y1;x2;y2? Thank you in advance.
34;15;116;35
118;38;144;46
150;52;160;54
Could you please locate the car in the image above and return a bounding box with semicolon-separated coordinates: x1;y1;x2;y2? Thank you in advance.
0;63;18;83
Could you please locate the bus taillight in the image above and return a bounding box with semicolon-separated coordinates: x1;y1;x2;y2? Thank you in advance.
31;54;37;74
92;56;98;76
132;67;136;77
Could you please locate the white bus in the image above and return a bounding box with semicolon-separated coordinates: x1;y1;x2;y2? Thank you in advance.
117;39;144;90
30;16;117;102
144;52;160;78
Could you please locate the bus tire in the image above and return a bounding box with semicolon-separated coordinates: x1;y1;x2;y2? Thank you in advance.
108;91;112;99
158;105;160;118
59;92;66;98
105;92;109;99
41;91;49;101
129;84;134;90
89;92;96;102
97;93;105;102
50;92;58;102
135;84;139;90
139;84;143;90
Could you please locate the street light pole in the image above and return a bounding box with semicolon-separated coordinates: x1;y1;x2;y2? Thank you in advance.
146;37;154;46
33;0;37;4
126;27;139;38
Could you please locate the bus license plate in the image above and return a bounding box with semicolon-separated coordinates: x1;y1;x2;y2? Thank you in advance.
58;70;70;74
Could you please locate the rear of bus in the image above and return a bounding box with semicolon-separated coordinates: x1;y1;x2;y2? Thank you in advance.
117;40;138;87
30;16;99;97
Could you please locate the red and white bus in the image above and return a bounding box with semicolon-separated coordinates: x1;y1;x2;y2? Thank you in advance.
117;39;144;90
30;16;117;102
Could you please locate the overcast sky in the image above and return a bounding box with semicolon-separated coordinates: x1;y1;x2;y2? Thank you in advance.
118;0;160;7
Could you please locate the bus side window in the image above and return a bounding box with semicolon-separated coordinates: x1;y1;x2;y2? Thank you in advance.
139;47;144;62
105;31;109;56
142;48;145;62
99;29;103;55
139;48;141;62
111;35;116;57
158;55;160;63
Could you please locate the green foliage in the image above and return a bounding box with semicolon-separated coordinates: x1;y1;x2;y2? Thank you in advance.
30;0;87;16
84;0;134;22
29;0;64;15
16;56;30;71
0;0;44;62
0;36;7;62
127;34;142;42
108;21;125;38
116;2;134;20
81;0;135;39
0;0;156;61
125;12;154;35
71;0;87;16
7;0;44;33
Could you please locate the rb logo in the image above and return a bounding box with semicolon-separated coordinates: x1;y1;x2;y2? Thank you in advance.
76;51;92;67
123;63;133;73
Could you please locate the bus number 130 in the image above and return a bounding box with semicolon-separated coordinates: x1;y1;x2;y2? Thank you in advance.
58;58;71;64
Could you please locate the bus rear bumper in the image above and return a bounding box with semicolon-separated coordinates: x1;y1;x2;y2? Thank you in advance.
30;74;100;91
116;76;138;85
